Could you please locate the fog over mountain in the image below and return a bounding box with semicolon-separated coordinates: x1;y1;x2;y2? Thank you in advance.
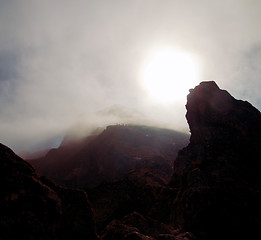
2;81;260;239
1;0;261;153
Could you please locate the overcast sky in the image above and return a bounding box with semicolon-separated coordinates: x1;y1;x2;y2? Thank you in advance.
1;0;261;153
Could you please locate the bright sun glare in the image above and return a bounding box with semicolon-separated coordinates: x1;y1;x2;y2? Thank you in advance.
142;48;198;103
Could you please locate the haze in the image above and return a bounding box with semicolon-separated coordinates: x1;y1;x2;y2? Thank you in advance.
1;0;261;153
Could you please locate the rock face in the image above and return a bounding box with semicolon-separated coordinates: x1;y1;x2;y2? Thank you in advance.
101;211;176;240
101;211;196;240
0;143;99;240
27;124;188;238
169;81;261;239
29;125;188;188
87;178;161;233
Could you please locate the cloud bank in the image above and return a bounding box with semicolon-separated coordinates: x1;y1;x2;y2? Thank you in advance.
1;0;261;153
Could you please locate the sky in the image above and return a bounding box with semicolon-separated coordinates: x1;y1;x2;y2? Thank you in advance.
1;0;261;153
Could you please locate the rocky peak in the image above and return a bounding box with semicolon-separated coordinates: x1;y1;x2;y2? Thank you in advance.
179;81;261;177
169;81;261;239
186;81;261;145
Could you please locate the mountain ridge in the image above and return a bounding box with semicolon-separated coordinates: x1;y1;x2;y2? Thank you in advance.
1;81;261;239
28;124;189;188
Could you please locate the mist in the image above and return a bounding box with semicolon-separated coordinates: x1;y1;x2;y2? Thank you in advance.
1;0;261;153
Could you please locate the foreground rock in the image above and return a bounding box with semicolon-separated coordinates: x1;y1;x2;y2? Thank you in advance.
3;80;260;239
87;178;161;233
102;212;196;240
0;143;99;240
168;81;261;239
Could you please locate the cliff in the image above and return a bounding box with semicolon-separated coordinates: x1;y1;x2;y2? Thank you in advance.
168;81;261;239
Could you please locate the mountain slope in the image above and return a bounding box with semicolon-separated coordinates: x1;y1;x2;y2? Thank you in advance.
0;143;99;240
29;125;189;188
103;81;261;239
3;81;261;239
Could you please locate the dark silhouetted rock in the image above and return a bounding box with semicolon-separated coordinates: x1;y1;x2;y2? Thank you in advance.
101;211;195;240
121;212;173;238
27;125;188;238
168;81;261;239
0;143;100;240
8;80;261;239
87;178;162;233
101;219;153;240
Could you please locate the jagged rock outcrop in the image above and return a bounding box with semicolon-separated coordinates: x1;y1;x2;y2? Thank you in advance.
168;81;261;239
0;143;100;240
102;212;169;240
102;219;155;240
101;211;196;240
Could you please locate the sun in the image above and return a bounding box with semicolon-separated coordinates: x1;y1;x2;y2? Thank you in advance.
141;48;198;103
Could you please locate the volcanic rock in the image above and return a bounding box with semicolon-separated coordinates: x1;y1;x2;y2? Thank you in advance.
27;124;188;237
87;179;159;233
0;143;99;240
101;219;152;240
29;125;188;188
101;211;196;240
169;81;261;239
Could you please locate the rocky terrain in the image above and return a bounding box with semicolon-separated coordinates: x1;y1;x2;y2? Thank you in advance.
28;125;189;235
166;81;261;239
0;143;100;240
29;125;189;188
98;81;261;239
1;81;261;239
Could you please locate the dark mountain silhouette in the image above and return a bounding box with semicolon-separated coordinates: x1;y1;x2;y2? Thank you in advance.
26;125;189;232
149;81;261;239
0;143;99;240
27;125;189;234
2;81;261;239
99;81;261;239
28;125;189;188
